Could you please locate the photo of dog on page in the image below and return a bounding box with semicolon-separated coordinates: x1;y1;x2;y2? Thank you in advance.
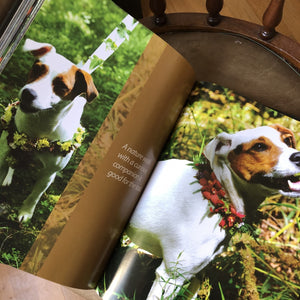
100;82;300;300
0;0;151;269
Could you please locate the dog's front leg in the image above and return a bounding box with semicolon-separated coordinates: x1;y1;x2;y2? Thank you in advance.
2;167;15;186
18;170;57;222
146;236;225;300
18;152;73;222
147;261;191;300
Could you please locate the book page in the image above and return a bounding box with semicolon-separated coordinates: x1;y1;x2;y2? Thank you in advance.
0;0;151;277
99;81;300;300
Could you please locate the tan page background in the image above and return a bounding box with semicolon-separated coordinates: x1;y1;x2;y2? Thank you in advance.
35;38;195;288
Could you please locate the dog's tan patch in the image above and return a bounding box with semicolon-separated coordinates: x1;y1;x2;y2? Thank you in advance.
52;66;98;101
52;65;77;98
228;137;281;181
269;124;296;148
28;61;49;83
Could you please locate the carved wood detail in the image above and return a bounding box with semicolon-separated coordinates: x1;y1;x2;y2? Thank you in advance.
206;0;224;26
260;0;285;40
149;0;166;25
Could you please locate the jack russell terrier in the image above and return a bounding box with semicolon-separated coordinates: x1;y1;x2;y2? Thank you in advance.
126;124;300;299
0;39;98;222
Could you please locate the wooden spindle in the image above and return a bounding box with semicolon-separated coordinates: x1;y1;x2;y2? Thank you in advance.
260;0;285;40
206;0;224;26
149;0;166;26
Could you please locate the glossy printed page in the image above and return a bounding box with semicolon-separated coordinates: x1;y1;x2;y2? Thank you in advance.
100;81;300;300
0;0;151;275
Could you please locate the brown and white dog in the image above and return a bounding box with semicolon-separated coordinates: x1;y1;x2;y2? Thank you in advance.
124;124;300;299
0;39;98;222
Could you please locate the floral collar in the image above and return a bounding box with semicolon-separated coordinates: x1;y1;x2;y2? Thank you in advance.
1;101;85;160
191;155;246;234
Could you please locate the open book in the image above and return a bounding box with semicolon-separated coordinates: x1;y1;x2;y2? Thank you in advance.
1;1;299;299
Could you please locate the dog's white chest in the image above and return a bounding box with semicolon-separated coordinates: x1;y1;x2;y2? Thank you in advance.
128;159;226;258
14;96;86;141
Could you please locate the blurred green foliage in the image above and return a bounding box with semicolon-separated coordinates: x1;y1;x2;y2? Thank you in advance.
161;81;300;161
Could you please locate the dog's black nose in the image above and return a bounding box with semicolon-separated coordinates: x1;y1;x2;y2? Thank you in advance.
21;88;37;103
290;152;300;167
20;88;38;113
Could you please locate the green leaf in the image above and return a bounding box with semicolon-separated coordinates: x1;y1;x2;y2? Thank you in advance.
105;38;118;51
89;55;104;70
117;22;130;40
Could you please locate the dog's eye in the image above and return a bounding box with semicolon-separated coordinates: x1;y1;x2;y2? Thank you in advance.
55;81;68;91
234;145;243;154
251;143;268;152
31;62;47;74
52;77;70;96
283;137;293;147
28;62;48;82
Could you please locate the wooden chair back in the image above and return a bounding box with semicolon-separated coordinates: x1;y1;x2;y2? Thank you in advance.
140;0;300;120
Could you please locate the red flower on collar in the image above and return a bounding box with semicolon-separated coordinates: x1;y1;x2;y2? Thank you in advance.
195;159;245;230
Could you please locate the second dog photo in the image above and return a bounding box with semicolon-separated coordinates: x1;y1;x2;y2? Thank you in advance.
100;81;300;300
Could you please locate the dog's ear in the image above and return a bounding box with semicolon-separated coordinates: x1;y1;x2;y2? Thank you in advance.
269;124;296;148
204;132;232;162
74;69;99;102
23;39;55;58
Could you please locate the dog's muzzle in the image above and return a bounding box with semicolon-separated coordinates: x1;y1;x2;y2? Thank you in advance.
290;152;300;167
251;151;300;193
20;88;39;113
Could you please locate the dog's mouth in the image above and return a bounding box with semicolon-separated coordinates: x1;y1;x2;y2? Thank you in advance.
252;173;300;193
20;101;40;113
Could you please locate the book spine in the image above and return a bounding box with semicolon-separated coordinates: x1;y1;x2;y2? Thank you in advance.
0;0;45;73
